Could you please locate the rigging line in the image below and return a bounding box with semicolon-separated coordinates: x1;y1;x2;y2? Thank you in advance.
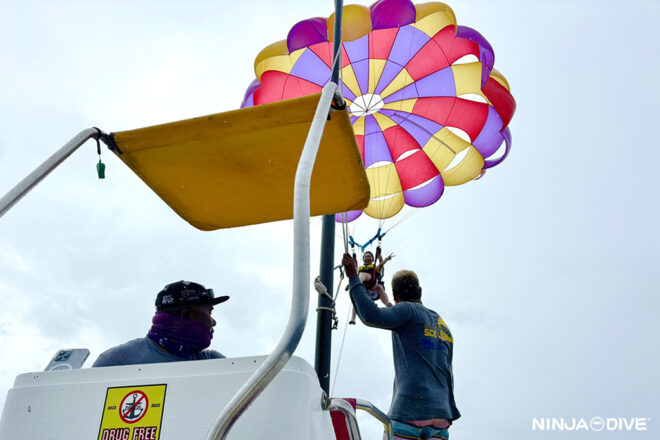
352;101;367;111
333;215;353;246
383;184;453;235
382;206;422;234
333;223;346;242
332;211;349;238
331;301;353;396
345;213;349;248
383;183;449;234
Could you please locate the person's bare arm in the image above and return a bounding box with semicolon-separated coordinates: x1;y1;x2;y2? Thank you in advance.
376;252;394;271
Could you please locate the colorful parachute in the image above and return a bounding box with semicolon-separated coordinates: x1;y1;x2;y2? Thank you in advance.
242;0;515;223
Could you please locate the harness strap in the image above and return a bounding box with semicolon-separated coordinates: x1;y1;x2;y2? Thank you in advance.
362;246;383;290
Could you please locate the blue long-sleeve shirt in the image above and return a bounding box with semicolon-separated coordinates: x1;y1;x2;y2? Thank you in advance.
92;337;223;367
348;276;460;422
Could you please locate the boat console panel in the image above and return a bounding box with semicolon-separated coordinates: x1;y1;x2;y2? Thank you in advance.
0;355;336;440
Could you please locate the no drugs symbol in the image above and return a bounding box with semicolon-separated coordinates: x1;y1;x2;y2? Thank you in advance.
119;390;148;423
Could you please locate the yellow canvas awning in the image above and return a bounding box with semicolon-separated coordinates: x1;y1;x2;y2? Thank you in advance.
109;93;369;230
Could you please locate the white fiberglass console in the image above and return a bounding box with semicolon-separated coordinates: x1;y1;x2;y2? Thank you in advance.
0;355;336;440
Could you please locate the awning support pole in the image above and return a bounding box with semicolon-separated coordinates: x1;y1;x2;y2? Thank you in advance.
0;128;101;219
206;81;340;440
315;0;344;396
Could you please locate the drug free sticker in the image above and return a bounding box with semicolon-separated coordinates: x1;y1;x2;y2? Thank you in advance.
98;384;167;440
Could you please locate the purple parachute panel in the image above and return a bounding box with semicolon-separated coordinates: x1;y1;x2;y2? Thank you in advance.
387;26;429;67
403;175;444;207
483;127;512;169
472;106;504;158
456;26;494;86
370;0;416;30
287;18;328;52
241;78;261;108
336;210;363;223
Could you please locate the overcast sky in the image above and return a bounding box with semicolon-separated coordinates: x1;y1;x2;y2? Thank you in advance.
1;0;658;439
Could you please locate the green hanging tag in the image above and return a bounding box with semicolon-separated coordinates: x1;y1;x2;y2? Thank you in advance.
97;160;106;179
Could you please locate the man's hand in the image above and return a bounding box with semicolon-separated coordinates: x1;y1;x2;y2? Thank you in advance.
342;253;358;278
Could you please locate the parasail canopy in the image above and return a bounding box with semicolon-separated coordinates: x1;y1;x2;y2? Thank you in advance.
108;93;369;230
242;0;516;224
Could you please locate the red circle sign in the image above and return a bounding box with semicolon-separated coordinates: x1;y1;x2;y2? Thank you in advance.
119;390;149;424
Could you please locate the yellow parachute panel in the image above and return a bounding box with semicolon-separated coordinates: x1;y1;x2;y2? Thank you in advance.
254;40;289;81
363;164;404;219
441;146;484;186
328;5;372;42
413;4;457;37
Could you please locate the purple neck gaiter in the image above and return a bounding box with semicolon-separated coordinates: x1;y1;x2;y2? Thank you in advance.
147;311;212;358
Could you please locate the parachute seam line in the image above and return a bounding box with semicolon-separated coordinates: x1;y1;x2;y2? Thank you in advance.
343;64;362;99
380;114;398;220
394;108;457;155
379;107;402;220
387;109;455;222
372;115;395;220
368;34;375;100
359;58;460;225
378;60;406;100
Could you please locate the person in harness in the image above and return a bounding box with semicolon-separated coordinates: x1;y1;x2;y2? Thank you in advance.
349;248;394;324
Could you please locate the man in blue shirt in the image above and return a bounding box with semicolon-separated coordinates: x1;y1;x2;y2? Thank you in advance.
342;254;460;440
93;280;228;367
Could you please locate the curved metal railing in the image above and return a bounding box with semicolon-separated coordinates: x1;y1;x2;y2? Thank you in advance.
356;399;393;440
324;397;362;440
324;397;393;440
204;82;340;440
0;128;100;218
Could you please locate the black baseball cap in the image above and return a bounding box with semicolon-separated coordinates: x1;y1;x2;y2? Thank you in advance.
155;280;229;311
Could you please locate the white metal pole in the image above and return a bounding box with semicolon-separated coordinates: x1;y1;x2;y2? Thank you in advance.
206;82;339;440
0;128;99;218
